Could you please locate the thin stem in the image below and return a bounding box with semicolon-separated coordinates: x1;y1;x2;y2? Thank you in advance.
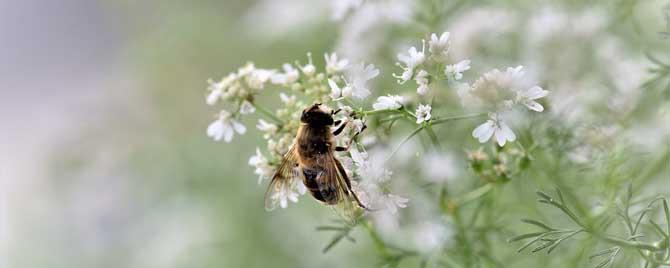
455;183;494;206
386;126;424;162
363;220;390;257
254;104;283;125
432;113;487;125
424;125;441;149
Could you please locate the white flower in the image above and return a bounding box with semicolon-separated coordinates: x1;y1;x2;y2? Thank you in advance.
350;147;391;183
415;69;430;95
445;59;471;80
270;179;306;209
239;100;256;114
472;113;516;146
347;63;379;99
246;69;275;90
467;65;545;110
382;194;409;214
325;53;349;74
207;110;247;142
394;45;426;83
299;53;316;77
328;79;353;100
270;63;299;85
415;104;432;124
256;119;278;134
351;181;408;214
206;78;224;105
516;85;549;112
248;148;274;184
428;31;450;55
279;93;297;106
372;95;404;110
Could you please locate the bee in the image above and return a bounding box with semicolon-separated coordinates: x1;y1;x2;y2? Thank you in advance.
264;103;367;220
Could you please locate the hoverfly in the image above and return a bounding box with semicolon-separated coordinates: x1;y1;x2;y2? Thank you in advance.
264;103;367;221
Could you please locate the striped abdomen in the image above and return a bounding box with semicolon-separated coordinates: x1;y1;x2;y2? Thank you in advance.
302;168;339;205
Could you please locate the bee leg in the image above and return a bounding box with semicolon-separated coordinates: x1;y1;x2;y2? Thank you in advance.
331;108;342;115
332;120;348;136
334;122;367;151
335;159;367;209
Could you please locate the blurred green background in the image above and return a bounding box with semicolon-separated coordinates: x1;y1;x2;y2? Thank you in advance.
2;0;668;268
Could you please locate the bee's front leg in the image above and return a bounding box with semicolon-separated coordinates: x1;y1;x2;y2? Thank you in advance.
332;120;348;136
335;122;367;152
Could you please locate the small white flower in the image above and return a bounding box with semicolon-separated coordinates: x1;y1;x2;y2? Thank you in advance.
274;183;299;209
299;53;316;77
350;147;392;183
207;110;247;142
382;194;409;214
270;63;299;85
271;178;307;209
394;45;426;83
516;85;549;112
428;31;450;55
328;78;353;100
472;113;516;146
324;53;349;74
372;95;404;110
206;83;223;106
445;59;471;80
246;69;275;90
415;104;432;124
256;119;278;134
237;62;255;76
415;69;430;95
239;100;256;114
248;148;274;184
279;93;297;106
468;65;544;111
347;63;379;99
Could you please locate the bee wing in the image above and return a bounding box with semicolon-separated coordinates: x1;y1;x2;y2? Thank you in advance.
316;153;365;224
264;146;301;211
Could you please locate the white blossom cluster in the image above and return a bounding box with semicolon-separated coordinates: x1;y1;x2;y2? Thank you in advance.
391;33;548;146
205;52;409;213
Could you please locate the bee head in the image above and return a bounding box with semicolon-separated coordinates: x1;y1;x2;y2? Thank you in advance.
301;103;334;126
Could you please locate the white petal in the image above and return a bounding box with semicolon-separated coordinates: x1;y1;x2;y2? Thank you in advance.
279;198;288;209
328;79;340;91
206;120;224;141
525;86;548;100
232;120;246;134
524;100;544;112
472;121;495;143
495;121;516;146
223;127;234;143
206;90;221;105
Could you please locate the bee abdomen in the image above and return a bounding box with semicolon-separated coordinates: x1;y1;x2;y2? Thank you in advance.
302;168;338;205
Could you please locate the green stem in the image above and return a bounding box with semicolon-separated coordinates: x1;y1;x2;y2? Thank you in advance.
431;113;487;125
386;126;424;161
254;104;283;125
424;125;441;149
455;183;494;206
363;220;390;257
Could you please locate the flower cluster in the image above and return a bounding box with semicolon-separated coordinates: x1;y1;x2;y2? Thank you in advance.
205;51;411;213
461;66;548;146
393;32;471;97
